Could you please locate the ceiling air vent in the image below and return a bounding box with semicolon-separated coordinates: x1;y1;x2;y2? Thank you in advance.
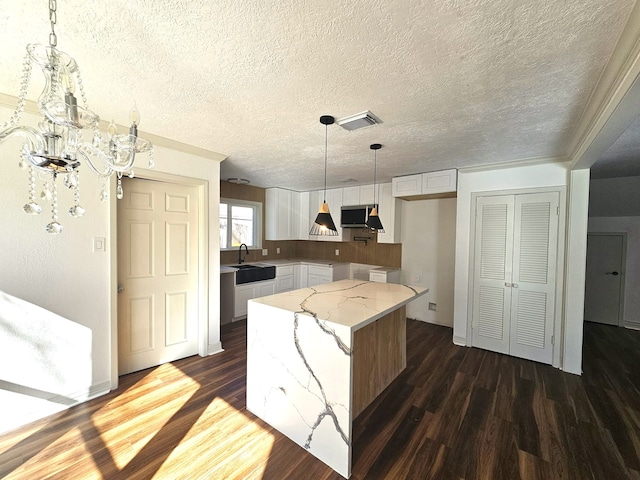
336;111;382;131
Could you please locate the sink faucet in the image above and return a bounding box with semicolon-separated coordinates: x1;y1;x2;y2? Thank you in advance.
238;243;249;264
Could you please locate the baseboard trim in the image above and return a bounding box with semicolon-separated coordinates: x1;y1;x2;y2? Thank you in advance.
207;342;224;356
453;335;467;346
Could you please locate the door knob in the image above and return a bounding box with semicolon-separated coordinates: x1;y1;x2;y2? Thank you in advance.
117;285;125;293
606;271;619;276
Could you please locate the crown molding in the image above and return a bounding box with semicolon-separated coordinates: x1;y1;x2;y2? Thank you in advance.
0;92;227;163
458;155;569;174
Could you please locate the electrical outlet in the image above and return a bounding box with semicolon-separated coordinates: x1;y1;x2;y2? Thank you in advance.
276;247;280;254
413;274;421;283
429;302;437;312
262;249;268;256
335;249;340;256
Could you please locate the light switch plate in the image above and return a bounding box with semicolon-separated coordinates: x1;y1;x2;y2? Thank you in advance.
93;237;106;252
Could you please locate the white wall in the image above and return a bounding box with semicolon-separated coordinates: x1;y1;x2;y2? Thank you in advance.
589;176;640;217
588;216;640;329
453;161;570;366
401;198;456;327
0;106;223;433
587;175;640;329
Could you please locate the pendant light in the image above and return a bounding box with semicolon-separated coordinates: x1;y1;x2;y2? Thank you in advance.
310;115;338;236
366;143;385;232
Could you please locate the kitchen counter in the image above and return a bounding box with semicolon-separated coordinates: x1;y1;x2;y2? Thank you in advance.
221;258;350;268
246;279;428;478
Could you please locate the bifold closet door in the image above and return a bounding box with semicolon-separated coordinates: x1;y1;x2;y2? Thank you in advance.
471;195;515;355
472;192;559;364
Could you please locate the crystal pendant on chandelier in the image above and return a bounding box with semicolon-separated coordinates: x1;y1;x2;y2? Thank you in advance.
0;0;154;233
23;165;42;215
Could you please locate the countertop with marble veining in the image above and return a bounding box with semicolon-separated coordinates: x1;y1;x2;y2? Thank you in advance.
250;279;427;331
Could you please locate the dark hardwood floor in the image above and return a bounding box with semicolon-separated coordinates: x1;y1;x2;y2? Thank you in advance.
1;319;639;479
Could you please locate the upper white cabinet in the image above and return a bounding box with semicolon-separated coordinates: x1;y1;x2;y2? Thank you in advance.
392;169;457;198
292;190;310;240
266;187;293;240
392;174;422;197
421;169;457;195
342;187;360;206
343;185;375;206
377;182;402;244
267;188;311;240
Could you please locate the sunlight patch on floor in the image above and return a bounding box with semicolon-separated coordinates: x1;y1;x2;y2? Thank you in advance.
152;398;276;479
92;363;200;470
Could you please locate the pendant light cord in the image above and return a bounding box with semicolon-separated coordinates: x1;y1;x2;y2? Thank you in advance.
373;149;377;204
323;123;328;203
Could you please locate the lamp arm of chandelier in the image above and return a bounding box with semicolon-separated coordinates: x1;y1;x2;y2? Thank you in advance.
0;125;47;156
77;148;132;179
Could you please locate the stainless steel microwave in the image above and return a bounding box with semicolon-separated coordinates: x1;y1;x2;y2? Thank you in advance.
340;205;377;228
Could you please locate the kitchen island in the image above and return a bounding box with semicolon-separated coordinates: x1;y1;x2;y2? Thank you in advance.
245;279;428;478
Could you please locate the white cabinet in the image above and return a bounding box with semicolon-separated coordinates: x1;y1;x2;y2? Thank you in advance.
275;265;295;293
266;187;293;240
294;264;309;289
422;169;457;195
292;191;310;240
234;279;276;319
308;265;333;287
369;269;401;284
307;263;349;287
392;169;457;198
392;174;422;197
360;184;375;205
342;185;375;206
377;182;402;244
342;187;360;206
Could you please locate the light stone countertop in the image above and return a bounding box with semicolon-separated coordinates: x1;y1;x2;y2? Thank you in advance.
250;279;427;331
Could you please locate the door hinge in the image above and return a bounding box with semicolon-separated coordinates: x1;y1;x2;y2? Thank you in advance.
556;206;559;215
551;335;555;345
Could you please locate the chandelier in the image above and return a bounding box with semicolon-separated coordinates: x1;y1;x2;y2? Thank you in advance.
0;0;154;234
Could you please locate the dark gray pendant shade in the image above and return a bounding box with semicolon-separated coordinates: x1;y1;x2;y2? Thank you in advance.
310;116;338;236
366;143;385;232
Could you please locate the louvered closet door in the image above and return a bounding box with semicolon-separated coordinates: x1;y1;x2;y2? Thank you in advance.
472;192;559;365
509;192;558;364
471;195;515;355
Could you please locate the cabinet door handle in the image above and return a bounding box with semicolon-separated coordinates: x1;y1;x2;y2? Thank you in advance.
505;282;511;287
512;283;518;288
606;271;619;276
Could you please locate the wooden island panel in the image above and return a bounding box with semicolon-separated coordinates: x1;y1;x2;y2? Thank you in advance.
352;306;406;418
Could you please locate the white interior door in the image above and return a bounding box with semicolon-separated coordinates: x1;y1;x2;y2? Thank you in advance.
472;191;559;364
509;192;558;364
118;177;199;375
471;195;515;355
584;233;624;326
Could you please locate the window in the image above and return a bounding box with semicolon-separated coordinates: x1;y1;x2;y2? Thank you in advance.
219;198;262;250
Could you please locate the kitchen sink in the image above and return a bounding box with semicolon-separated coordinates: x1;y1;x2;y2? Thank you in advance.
231;264;276;284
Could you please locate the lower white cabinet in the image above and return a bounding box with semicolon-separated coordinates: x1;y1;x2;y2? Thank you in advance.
308;263;350;287
234;280;275;319
308;265;333;287
275;265;295;293
294;264;309;289
369;269;401;284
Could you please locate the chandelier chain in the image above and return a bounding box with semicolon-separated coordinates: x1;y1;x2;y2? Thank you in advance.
49;0;57;47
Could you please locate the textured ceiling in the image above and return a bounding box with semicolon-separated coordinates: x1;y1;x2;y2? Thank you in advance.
0;0;636;191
